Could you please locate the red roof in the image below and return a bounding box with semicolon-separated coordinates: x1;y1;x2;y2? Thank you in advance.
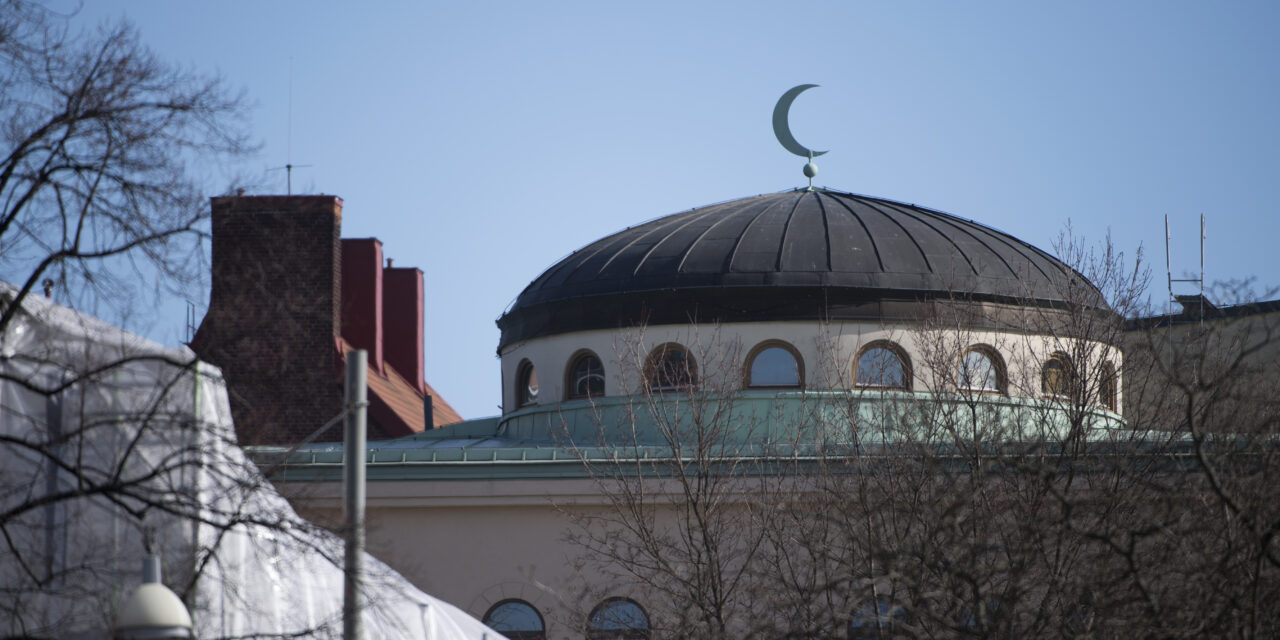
337;338;463;438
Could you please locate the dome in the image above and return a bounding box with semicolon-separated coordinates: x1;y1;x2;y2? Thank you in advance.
114;582;194;639
498;189;1105;349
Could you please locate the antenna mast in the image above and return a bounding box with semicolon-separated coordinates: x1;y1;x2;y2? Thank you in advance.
271;57;312;195
185;300;197;344
1164;213;1207;322
288;56;293;175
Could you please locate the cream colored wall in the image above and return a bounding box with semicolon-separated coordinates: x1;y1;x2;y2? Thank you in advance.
320;319;1128;636
276;325;1125;638
282;478;680;640
1123;308;1280;427
499;321;1124;414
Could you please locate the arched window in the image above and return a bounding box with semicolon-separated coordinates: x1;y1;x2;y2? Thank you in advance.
958;346;1004;393
848;599;910;640
1041;353;1073;398
567;351;606;399
516;359;539;407
483;599;546;640
746;341;803;388
1099;361;1118;411
854;342;910;390
645;343;697;392
587;597;650;640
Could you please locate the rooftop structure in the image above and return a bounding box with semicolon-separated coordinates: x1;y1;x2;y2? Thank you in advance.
191;195;460;445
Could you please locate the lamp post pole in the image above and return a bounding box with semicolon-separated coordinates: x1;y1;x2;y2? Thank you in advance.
343;349;368;640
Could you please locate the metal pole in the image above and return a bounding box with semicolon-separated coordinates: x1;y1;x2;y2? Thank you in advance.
343;350;367;640
142;554;162;584
1200;213;1206;326
1164;214;1173;302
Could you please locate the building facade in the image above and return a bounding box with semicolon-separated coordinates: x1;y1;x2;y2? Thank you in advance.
261;189;1149;639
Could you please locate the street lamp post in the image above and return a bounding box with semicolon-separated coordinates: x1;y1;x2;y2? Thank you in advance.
113;554;195;640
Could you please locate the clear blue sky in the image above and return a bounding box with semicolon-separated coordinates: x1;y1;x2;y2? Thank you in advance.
59;1;1280;420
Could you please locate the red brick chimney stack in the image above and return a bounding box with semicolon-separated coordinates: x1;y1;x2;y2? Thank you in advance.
192;195;345;445
383;265;426;394
340;238;384;374
192;194;456;444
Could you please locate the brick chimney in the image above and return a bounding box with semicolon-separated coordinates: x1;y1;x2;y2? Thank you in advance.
383;265;425;394
340;238;384;374
191;195;345;445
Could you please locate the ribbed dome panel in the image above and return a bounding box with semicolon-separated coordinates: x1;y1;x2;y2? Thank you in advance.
497;189;1105;348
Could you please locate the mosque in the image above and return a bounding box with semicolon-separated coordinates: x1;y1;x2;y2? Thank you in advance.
209;85;1253;640
250;179;1128;638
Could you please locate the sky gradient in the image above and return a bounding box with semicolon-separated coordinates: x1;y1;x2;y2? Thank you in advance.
55;1;1280;419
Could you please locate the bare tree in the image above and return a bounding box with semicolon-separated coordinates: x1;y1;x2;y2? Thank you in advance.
789;239;1280;639
561;231;1280;639
561;326;792;640
1103;282;1280;638
0;7;467;638
0;0;250;336
801;232;1157;639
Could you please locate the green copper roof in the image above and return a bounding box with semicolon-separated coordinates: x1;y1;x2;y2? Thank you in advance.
251;392;1128;482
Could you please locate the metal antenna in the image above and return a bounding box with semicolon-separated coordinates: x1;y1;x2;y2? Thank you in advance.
1199;213;1206;325
269;57;312;195
1165;213;1207;323
1164;215;1172;303
185;300;197;344
270;162;315;196
288;56;293;169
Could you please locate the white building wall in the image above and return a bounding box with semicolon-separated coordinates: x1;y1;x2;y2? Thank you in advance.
499;321;1123;414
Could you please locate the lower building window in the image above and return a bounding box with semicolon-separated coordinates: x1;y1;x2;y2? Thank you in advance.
483;599;545;640
848;599;910;640
587;597;650;640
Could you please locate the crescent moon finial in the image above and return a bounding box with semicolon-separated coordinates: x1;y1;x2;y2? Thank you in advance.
773;84;828;189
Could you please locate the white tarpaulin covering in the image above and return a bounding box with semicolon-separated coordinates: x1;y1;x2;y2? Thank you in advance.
0;282;503;640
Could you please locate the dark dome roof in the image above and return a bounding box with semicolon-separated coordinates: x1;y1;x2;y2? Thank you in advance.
498;189;1105;349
